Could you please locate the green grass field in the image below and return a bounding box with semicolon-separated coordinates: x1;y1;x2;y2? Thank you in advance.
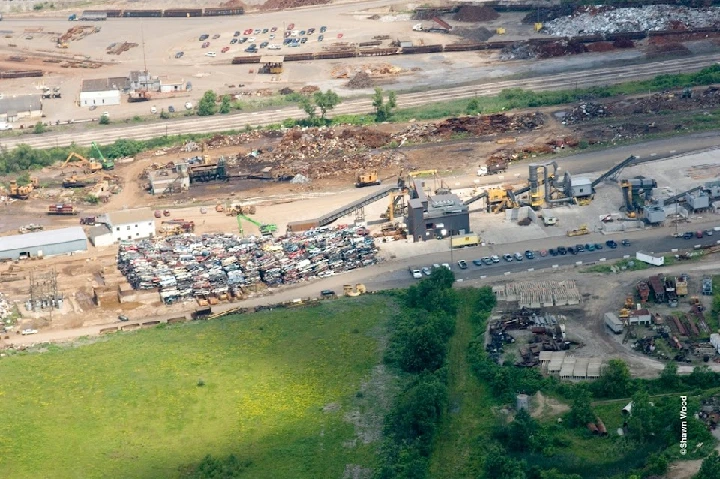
0;295;396;479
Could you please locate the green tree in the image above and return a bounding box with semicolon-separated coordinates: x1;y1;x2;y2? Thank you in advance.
299;96;316;121
592;359;633;398
99;115;110;125
219;95;231;114
33;122;46;134
465;97;481;115
398;322;447;373
696;451;720;479
660;360;679;389
313;89;341;120
505;409;539;452
372;87;397;122
567;388;595;428
643;453;669;476
628;389;656;442
484;445;527;479
540;470;582;479
197;90;218;116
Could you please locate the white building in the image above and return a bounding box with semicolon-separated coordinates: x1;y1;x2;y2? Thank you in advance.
101;208;156;242
0;95;42;122
628;309;652;326
711;333;720;354
79;77;128;107
87;225;114;247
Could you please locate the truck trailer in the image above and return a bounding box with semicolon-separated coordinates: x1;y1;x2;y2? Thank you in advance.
604;312;624;334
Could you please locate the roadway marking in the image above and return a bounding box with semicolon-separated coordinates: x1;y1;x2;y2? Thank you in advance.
599;258;606;262
670;150;677;154
650;153;657;156
504;271;511;275
527;268;534;272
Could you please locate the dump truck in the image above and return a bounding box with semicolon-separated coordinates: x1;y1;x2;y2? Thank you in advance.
48;204;77;215
676;275;688;296
355;170;380;188
566;224;590;237
477;160;508;176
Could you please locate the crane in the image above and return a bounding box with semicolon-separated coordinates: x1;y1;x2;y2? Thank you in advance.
237;214;277;236
236;214;243;236
91;142;114;170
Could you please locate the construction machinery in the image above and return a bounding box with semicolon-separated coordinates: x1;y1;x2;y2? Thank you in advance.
225;203;256;216
355;169;381;188
620;177;657;217
237;214;277;236
63;151;102;173
9;177;38;199
408;169;438;178
567;224;590;237
62;175;94;188
47;203;77;215
591;155;637;192
42;86;61;98
380;190;406;222
343;283;367;297
91;142;114;170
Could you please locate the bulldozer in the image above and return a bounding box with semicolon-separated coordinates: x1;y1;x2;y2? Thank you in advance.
62;152;102;174
62;174;94;189
225;203;256;216
566;224;590;237
355;170;381;188
9;177;38;199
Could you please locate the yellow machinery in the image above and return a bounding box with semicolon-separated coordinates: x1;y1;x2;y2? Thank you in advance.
355;170;380;188
567;224;590;237
489;187;519;213
576;197;593;206
624;295;634;309
534;22;543;32
9;177;38;199
496;27;506;35
619;308;631;319
63;152;102;173
381;190;406;222
408;169;438;178
344;284;367;297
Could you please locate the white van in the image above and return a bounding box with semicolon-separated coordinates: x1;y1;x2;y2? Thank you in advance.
0;121;13;131
268;44;281;50
290;30;299;37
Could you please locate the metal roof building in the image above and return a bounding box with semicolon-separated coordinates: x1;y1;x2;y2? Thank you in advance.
0;227;87;259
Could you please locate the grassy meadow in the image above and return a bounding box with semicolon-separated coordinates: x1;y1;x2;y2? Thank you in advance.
0;295;396;479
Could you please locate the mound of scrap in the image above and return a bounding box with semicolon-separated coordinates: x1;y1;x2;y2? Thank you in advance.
542;5;720;36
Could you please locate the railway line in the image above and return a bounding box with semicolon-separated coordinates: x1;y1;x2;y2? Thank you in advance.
3;52;720;150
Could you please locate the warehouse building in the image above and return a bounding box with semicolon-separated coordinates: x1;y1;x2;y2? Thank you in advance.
99;208;156;242
79;77;129;107
0;227;87;259
406;180;470;242
0;95;42;122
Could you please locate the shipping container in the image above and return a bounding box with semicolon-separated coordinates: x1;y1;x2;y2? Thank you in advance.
451;234;480;249
287;219;321;233
123;10;163;17
203;7;245;16
163;8;203;17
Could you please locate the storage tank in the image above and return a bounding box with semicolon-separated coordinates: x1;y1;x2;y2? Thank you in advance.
516;393;530;411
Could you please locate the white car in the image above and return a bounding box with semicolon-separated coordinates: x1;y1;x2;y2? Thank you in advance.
205;51;216;57
21;328;38;335
248;37;256;42
268;44;281;50
442;263;451;270
410;269;422;279
101;111;109;119
184;102;193;110
150;106;157;114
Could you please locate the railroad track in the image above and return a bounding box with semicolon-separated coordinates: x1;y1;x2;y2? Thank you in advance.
4;53;720;150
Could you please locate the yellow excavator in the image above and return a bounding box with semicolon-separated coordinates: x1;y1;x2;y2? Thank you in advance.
62;152;102;174
9;177;38;199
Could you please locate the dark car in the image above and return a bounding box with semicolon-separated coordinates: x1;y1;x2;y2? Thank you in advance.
683;231;694;239
318;34;324;42
175;51;184;58
118;314;129;322
168;106;175;113
239;37;247;43
283;38;292;45
199;34;209;41
557;246;567;255
568;247;577;255
230;38;238;44
301;37;308;43
525;250;535;259
594;243;603;250
300;30;306;35
606;240;618;249
234;31;240;37
245;46;257;52
458;260;468;270
260;41;269;48
308;27;315;34
472;259;483;267
320;25;327;33
585;243;595;252
575;244;584;252
549;248;558;256
262;28;269;34
621;239;631;246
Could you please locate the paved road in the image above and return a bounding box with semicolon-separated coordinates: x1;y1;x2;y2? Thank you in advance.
3;53;720;150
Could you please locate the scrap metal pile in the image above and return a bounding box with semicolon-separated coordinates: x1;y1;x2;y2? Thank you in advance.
542;5;720;36
117;226;378;304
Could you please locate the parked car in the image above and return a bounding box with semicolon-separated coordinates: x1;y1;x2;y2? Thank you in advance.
260;41;269;48
337;33;343;38
300;30;306;35
230;38;238;44
457;260;468;270
205;51;217;57
696;230;704;238
212;34;220;39
683;231;694;239
503;254;514;262
175;51;184;58
118;314;129;322
21;328;38;335
524;250;534;259
287;23;295;30
283;38;293;45
269;33;275;39
262;28;269;33
557;246;567;255
442;263;451;270
472;259;483;266
706;229;714;236
202;41;210;48
594;243;603;250
248;36;256;42
308;27;315;34
268;44;281;50
199;34;209;41
318;34;324;41
301;37;308;43
482;256;493;265
606;240;618;248
549;248;558;256
150;106;157;114
568;246;577;255
245;46;257;52
234;31;240;37
253;29;261;34
320;25;327;33
271;26;278;32
221;47;230;53
168;106;175;113
491;255;500;263
432;263;441;270
422;266;432;276
621;239;631;246
410;269;422;279
584;243;595;251
243;28;253;35
239;37;247;43
513;252;523;261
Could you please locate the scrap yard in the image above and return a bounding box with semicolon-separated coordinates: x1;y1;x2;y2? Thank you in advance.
1;0;720;385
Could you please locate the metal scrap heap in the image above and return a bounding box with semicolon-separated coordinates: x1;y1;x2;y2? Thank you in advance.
543;5;720;36
116;226;378;304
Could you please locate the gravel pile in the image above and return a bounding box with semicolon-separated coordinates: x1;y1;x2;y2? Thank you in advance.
453;5;499;22
543;5;720;36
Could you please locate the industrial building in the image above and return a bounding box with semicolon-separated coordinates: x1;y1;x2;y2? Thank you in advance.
0;227;87;259
79;77;129;107
99;208;156;242
148;168;190;195
87;225;115;247
406;180;470;242
0;95;42;122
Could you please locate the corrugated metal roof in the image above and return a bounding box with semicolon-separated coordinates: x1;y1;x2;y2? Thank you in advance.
0;226;86;252
106;208;154;226
0;95;42;115
88;224;112;239
81;77;129;93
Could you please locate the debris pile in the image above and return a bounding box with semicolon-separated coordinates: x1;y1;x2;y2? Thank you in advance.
562;103;609;125
346;71;375;89
18;224;44;234
542;5;720;36
58;25;98;43
646;42;692;59
260;0;329;10
0;292;12;321
117;225;378;304
331;63;402;79
499;42;536;61
450;26;494;42
106;42;139;55
453;5;499;22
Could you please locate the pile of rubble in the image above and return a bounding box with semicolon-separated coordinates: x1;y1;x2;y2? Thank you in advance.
117;225;378;304
331;63;402;79
500;40;587;60
0;292;12;321
542;5;720;36
394;113;545;142
453;5;499;22
451;26;494;43
260;0;329;10
561;103;609;125
346;71;375;89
